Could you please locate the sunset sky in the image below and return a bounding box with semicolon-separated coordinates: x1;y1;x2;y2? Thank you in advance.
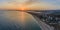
0;0;60;10
0;0;60;29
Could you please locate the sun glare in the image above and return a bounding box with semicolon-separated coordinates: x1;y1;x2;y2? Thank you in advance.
20;6;27;11
20;6;27;25
21;12;25;25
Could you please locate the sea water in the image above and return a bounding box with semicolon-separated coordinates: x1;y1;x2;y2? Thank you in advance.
0;11;41;30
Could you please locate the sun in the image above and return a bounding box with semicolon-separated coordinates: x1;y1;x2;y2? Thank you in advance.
21;7;25;10
20;5;28;11
20;6;27;25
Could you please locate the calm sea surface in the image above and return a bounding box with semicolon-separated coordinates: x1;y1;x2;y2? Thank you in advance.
0;11;41;30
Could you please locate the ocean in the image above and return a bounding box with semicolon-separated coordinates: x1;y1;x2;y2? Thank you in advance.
0;11;41;30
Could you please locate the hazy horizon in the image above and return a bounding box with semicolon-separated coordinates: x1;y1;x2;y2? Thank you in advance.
0;0;60;10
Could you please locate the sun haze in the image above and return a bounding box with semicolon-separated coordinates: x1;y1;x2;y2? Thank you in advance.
0;0;60;10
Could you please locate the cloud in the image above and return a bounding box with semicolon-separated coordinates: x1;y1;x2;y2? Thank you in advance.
25;2;57;10
0;0;60;10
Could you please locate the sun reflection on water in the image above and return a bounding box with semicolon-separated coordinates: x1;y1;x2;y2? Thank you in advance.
0;11;41;30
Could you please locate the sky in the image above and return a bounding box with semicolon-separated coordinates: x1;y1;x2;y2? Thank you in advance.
0;0;60;10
